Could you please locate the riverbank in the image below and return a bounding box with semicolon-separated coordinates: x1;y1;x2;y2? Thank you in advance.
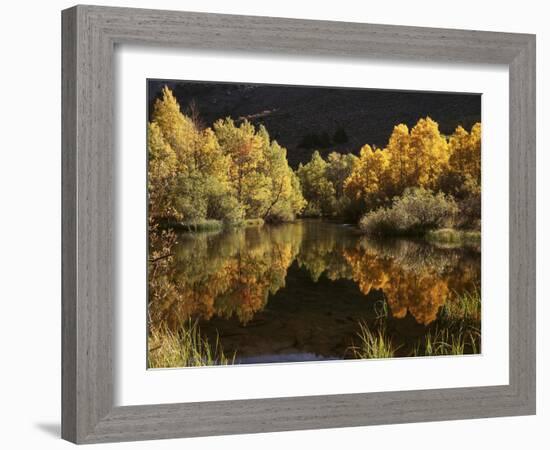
166;218;265;233
426;228;481;245
349;289;481;358
148;322;235;368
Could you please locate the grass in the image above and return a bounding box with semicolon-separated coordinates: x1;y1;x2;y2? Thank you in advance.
167;218;264;233
241;218;265;227
148;321;235;368
413;326;479;357
350;289;481;359
440;288;481;324
426;228;481;245
373;299;389;321
169;219;224;233
349;321;398;359
224;217;265;228
413;289;481;357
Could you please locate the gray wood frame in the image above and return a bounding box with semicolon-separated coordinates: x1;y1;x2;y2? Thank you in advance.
62;4;536;444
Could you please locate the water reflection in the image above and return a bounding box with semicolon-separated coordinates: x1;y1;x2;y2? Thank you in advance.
344;239;480;325
149;220;480;335
149;225;302;329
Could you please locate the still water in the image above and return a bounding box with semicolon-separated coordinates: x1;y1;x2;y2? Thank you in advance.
149;220;481;363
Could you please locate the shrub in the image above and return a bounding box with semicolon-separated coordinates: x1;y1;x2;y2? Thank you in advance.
264;210;294;223
208;192;245;225
172;219;223;232
301;203;323;218
243;218;265;227
359;187;458;236
456;176;481;229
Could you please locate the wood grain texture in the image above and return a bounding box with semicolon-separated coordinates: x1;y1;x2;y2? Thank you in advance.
61;4;536;444
61;7;77;443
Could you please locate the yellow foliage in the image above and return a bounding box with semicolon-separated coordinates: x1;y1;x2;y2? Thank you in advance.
151;86;198;168
148;86;305;225
340;118;480;215
408;117;449;189
147;86;480;226
147;122;179;220
448;122;481;185
385;124;411;191
344;144;390;205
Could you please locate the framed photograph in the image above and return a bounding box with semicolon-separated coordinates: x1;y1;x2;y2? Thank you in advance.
62;5;536;444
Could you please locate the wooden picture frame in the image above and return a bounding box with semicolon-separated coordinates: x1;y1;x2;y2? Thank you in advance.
61;5;536;444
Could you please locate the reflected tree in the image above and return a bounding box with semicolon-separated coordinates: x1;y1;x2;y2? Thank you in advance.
149;221;480;331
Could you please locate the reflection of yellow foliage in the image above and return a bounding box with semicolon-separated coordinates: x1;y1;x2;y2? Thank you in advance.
149;224;302;329
149;221;480;330
343;239;478;325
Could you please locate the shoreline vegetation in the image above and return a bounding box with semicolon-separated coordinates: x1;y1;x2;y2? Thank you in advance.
148;321;235;368
349;289;481;359
165;217;265;233
426;228;481;245
149;288;482;366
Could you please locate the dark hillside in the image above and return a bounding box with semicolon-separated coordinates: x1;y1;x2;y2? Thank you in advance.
148;80;481;169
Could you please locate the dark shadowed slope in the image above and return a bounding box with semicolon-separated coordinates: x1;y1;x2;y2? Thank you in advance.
148;80;481;169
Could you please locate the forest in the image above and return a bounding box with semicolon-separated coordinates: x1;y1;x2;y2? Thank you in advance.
149;86;481;238
147;85;482;367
